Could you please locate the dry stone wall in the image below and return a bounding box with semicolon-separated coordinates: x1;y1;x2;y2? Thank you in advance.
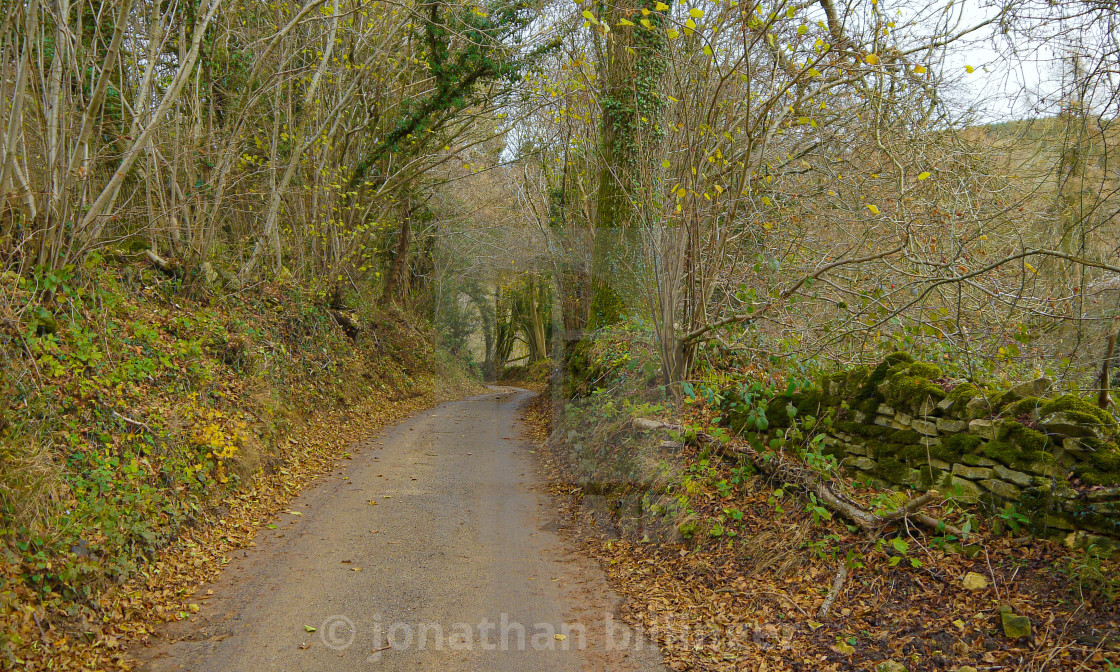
724;353;1120;553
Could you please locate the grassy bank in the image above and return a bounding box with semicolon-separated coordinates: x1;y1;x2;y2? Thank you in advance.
0;257;479;669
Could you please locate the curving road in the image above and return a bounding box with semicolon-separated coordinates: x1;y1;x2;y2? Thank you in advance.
134;387;665;672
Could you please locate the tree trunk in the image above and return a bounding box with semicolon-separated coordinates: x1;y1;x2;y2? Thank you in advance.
382;210;412;304
588;0;668;330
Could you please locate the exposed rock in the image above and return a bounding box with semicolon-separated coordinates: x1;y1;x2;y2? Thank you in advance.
964;396;992;420
992;465;1033;487
961;572;988;590
200;261;219;284
874;415;893;428
953;463;994;480
928;458;951;471
980;479;1021;500
917;397;939;416
845;444;868;456
1002;377;1051;404
919;436;942;448
877;403;896;415
1000;609;1031;639
876;661;907;672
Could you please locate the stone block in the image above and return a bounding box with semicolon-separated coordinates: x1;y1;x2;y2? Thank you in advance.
1041;412;1105;440
919;435;942;448
877;403;896;416
1029;461;1063;479
968;419;997;439
1042;514;1075;530
842;456;877;471
953;463;994;480
936;417;969;433
1000;610;1031;639
992;464;1033;487
911;419;938;436
874;415;893;428
946;475;983;501
844;444;868;456
980;479;1021;500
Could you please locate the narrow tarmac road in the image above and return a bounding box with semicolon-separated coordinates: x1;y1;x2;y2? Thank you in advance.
134;387;665;672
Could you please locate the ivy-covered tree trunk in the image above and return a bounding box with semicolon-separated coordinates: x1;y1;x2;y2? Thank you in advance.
587;0;667;330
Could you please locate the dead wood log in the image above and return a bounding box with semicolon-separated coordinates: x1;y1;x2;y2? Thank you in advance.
630;417;963;538
144;250;179;277
818;565;848;619
329;309;360;338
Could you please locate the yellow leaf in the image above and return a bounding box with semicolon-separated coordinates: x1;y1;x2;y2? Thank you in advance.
866;204;880;214
618;18;634;25
689;7;703;18
661;159;671;168
914;65;927;74
554;634;567;641
655;1;669;9
917;171;931;180
666;28;679;38
965;65;975;73
703;45;713;55
865;53;879;65
641;18;652;28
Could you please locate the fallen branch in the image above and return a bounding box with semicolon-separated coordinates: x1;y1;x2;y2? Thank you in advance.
112;410;154;433
818;564;848;619
630;417;964;538
144;250;179;278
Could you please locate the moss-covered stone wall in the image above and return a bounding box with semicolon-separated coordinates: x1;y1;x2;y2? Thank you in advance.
724;353;1120;554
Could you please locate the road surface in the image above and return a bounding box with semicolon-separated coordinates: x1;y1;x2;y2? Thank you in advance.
134;387;665;672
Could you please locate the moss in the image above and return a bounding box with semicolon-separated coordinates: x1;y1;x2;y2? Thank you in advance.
874;456;909;483
941;433;983;461
857;397;882;416
946;382;980;404
1039;394;1119;430
883;373;946;413
884;351;915;367
998;420;1051;453
861;361;892;398
979;438;1054;471
765;395;794;429
1072;446;1120;486
794;389;824;418
1005;396;1044;416
907;361;943;379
